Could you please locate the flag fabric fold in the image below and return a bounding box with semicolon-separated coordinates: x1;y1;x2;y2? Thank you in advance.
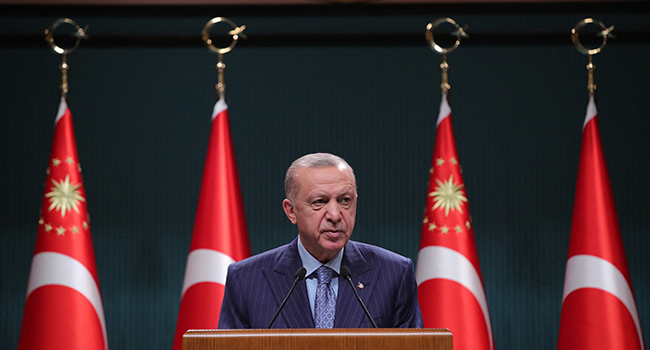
172;99;251;350
19;97;108;350
416;92;494;350
557;95;645;350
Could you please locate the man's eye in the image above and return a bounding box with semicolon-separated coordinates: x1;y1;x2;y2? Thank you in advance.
339;197;351;205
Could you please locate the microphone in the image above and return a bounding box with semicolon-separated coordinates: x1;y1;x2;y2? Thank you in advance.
267;266;307;328
340;265;378;328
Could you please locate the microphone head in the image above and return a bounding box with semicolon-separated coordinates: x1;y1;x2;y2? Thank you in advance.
340;265;352;279
295;267;307;280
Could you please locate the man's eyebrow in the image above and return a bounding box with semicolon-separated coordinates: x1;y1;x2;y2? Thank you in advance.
307;192;329;199
337;190;355;197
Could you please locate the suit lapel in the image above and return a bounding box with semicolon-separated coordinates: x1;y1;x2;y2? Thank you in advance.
262;238;314;328
334;241;381;328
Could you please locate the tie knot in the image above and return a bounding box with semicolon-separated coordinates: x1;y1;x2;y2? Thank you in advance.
316;266;333;285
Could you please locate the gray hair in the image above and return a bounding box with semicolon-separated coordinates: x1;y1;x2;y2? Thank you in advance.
284;153;355;202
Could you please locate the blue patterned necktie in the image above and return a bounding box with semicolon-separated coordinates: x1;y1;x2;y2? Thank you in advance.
314;266;336;328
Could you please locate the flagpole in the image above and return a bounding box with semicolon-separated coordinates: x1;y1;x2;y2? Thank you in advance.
19;18;108;350
172;17;251;350
202;17;246;101
425;17;468;102
558;18;644;350
44;18;88;100
570;18;614;99
418;18;495;350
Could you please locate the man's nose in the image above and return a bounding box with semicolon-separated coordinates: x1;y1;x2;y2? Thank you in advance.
324;201;342;222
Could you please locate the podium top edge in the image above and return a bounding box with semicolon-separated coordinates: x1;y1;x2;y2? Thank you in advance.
184;328;451;337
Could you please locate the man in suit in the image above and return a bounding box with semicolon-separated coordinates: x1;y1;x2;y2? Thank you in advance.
218;153;423;329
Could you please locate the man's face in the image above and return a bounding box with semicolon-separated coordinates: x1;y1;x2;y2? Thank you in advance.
283;165;357;263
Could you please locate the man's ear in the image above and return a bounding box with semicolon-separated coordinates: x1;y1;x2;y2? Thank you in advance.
282;199;298;224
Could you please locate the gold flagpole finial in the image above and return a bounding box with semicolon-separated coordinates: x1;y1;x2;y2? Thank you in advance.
426;18;468;97
571;18;614;96
45;18;88;100
202;17;246;100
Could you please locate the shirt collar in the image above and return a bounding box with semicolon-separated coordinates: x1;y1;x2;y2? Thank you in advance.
297;235;344;278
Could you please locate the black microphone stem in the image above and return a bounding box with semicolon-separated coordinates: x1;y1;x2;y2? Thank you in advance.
341;266;378;328
267;267;306;328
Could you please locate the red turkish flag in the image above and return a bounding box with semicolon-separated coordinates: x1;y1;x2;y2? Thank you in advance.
416;92;494;350
18;98;108;350
557;95;645;350
172;99;251;350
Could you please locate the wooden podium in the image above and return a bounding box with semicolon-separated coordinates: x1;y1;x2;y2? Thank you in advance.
183;328;452;350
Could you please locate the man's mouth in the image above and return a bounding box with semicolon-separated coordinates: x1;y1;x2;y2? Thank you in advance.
322;229;344;237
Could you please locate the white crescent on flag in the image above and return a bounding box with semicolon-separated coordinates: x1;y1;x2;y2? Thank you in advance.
26;252;108;350
416;245;494;350
180;248;236;297
563;254;645;350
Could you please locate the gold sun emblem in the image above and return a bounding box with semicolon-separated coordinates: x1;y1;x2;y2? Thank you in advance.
429;174;467;217
45;175;85;218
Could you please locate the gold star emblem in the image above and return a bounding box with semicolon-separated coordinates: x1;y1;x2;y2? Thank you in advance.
466;221;471;229
440;226;449;234
66;157;74;165
450;158;458;165
455;225;463;234
44;224;53;232
39;218;44;225
72;226;79;234
46;168;51;175
56;226;66;236
52;158;61;167
77;164;82;172
429;167;433;174
45;175;85;218
429;174;468;217
435;158;445;166
429;222;437;231
83;221;89;230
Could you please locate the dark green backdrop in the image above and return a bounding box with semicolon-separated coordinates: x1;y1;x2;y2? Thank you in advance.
1;3;649;350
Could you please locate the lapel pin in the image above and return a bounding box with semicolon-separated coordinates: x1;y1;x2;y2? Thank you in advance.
357;282;364;290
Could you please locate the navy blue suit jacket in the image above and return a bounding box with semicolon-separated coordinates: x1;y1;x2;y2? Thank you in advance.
218;238;423;329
